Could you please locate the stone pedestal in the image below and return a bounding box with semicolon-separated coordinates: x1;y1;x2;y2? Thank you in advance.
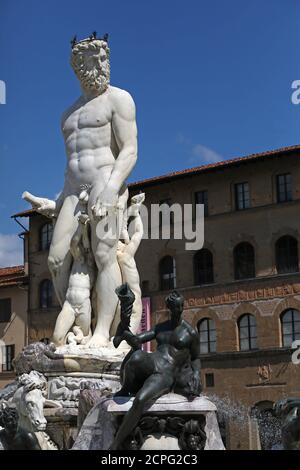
73;393;225;450
10;342;125;449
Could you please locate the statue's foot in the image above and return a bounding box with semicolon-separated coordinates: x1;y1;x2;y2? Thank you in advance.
86;335;109;348
114;388;131;398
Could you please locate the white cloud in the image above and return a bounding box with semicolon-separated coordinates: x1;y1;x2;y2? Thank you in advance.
190;144;223;165
0;233;23;268
177;133;223;166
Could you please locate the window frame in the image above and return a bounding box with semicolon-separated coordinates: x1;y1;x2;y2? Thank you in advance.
205;372;215;387
198;318;217;354
238;314;257;351
276;173;292;203
39;279;53;309
39;222;53;251
1;344;15;372
275;235;299;274
281;309;300;347
234;182;250;211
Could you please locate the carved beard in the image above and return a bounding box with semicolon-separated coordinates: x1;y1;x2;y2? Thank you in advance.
75;62;110;93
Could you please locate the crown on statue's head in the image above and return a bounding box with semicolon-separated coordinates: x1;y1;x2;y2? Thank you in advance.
70;32;109;49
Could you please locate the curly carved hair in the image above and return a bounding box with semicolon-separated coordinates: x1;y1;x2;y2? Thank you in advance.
18;371;47;394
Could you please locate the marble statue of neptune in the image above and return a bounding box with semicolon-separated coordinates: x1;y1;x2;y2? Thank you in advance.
23;33;139;348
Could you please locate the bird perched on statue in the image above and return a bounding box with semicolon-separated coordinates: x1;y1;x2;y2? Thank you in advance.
89;31;97;41
70;35;77;48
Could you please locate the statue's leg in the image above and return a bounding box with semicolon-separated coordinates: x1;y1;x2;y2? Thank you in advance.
48;195;79;305
87;187;128;348
115;349;153;396
52;300;75;346
88;235;121;347
76;298;92;337
111;373;173;450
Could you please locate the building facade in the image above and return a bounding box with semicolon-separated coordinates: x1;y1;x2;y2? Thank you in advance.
13;144;300;449
0;265;28;389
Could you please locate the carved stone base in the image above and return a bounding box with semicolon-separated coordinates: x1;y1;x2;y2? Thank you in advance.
5;342;124;449
14;342;127;377
73;393;225;450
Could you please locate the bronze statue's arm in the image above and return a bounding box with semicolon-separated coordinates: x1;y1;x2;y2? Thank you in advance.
121;328;156;350
135;329;156;343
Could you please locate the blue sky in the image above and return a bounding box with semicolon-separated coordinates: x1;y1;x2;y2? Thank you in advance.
0;0;300;266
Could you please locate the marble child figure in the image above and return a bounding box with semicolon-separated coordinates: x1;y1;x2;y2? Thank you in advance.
116;193;145;334
23;33;140;348
52;211;95;346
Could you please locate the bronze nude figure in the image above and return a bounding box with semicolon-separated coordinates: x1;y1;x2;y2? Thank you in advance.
111;283;202;450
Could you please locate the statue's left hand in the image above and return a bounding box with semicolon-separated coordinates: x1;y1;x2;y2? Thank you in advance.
92;189;119;219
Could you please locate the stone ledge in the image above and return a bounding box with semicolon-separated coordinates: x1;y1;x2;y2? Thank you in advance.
106;394;217;414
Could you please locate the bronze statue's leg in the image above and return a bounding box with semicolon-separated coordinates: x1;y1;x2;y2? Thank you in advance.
115;350;155;397
111;373;173;450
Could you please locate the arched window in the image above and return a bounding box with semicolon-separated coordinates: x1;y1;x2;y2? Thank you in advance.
197;318;216;353
194;249;214;285
40;223;53;251
234;242;255;280
281;309;300;347
39;279;53;309
275;235;298;274
238;314;257;351
159;256;176;290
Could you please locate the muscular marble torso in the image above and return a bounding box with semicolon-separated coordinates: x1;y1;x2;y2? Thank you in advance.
62;86;121;191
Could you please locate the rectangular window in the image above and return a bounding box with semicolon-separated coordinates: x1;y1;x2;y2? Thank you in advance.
0;298;12;323
276;174;292;203
195;190;208;217
1;345;15;372
205;373;215;387
159;198;173;227
235;182;250;210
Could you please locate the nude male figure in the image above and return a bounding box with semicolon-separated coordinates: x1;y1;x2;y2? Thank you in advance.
52;212;94;346
23;34;138;347
116;193;145;334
